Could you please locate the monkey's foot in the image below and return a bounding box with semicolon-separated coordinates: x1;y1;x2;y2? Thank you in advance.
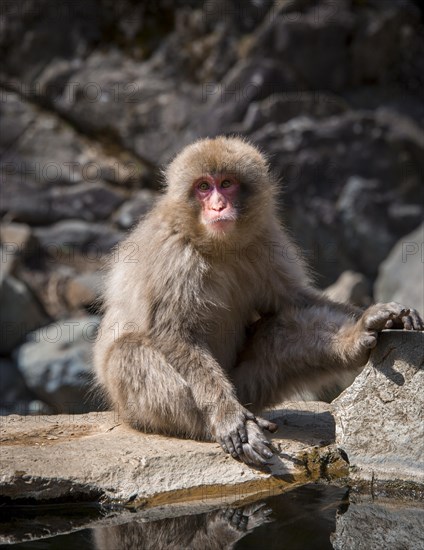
358;301;424;350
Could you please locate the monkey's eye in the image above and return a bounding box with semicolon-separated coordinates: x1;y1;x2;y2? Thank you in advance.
221;180;232;188
198;181;211;191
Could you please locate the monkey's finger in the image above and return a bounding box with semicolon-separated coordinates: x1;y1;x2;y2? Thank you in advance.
222;435;237;458
248;434;274;461
238;424;248;444
409;310;424;330
402;314;413;331
254;417;278;433
387;307;409;327
224;508;235;522
220;440;229;454
230;508;243;528
241;443;271;466
238;514;248;532
243;502;269;516
229;431;244;457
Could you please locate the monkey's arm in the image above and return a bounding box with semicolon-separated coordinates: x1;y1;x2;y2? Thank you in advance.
234;301;423;411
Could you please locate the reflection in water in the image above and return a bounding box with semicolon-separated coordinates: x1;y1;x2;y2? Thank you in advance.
94;501;273;550
1;485;348;550
95;485;346;550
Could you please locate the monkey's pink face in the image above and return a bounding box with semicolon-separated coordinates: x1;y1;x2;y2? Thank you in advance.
194;174;240;235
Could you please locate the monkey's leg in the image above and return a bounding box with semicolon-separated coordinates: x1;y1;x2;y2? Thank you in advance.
104;335;205;439
103;334;275;466
233;301;423;411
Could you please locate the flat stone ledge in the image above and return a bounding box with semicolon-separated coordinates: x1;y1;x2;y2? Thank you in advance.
0;402;346;506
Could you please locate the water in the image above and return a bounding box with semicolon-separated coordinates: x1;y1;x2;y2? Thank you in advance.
0;485;347;549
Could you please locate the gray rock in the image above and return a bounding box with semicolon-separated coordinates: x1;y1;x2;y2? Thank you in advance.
252;110;424;284
0;358;34;415
16;316;102;413
0;275;49;354
336;176;396;273
0;222;34;252
64;272;104;310
333;330;424;490
351;0;423;94
2;181;126;225
113;190;158;229
33;220;123;261
250;0;354;91
0;0;101;82
193;57;300;139
0;222;35;277
0;91;37;154
332;498;424;550
242;92;348;133
324;270;371;308
375;224;424;319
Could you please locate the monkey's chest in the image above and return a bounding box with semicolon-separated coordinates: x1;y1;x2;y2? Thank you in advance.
202;287;255;371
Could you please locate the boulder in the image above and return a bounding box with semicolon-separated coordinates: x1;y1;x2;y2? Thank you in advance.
64;272;104;310
0;0;100;82
250;0;354;91
252;110;424;284
242;92;348;133
375;224;424;318
33;220;123;263
333;330;424;491
0;275;49;354
0;358;35;415
2;181;126;225
332;497;424;550
16;316;102;413
0;222;34;253
113;190;158;229
324;270;371;308
0;222;35;278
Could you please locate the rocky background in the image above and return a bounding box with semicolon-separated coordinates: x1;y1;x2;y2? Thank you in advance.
1;0;423;415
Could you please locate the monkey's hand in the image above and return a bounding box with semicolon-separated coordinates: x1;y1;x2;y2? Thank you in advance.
218;502;273;534
240;420;276;467
357;302;424;350
213;403;274;466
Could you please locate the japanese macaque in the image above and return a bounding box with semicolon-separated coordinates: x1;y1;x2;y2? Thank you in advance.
94;503;271;550
94;136;423;467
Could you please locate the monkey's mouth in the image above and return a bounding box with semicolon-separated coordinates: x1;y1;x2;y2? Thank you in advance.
207;216;235;224
206;216;236;229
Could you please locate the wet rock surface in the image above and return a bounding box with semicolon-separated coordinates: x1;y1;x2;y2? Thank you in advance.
332;497;424;550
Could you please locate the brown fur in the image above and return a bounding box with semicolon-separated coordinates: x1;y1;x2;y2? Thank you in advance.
94;136;423;466
93;503;271;550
